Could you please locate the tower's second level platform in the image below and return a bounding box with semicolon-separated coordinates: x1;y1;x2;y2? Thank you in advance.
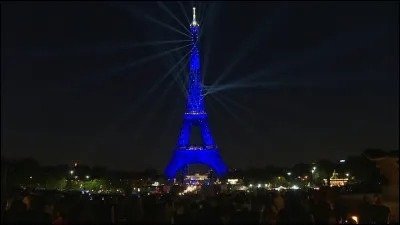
176;145;219;151
184;111;208;119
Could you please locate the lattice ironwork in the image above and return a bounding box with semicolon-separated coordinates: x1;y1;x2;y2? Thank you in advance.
165;7;228;179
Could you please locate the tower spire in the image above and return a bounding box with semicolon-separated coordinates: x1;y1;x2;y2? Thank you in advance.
191;7;199;27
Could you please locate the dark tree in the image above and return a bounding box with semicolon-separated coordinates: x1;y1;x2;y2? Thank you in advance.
142;168;158;180
7;158;41;187
316;159;337;177
290;163;311;176
345;155;380;184
92;166;107;179
363;149;386;158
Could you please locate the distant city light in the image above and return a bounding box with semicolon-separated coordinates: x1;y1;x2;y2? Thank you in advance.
311;166;316;174
351;216;359;224
340;160;346;163
70;170;74;175
86;175;90;179
274;186;286;191
287;172;291;176
257;184;261;188
346;173;350;177
291;185;299;190
29;176;32;179
227;179;238;185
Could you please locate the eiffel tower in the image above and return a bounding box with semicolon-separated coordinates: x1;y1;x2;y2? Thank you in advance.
165;7;228;179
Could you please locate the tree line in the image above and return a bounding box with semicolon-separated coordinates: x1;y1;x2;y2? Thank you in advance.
1;149;397;190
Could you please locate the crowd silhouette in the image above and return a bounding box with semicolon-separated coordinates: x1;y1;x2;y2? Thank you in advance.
3;186;392;224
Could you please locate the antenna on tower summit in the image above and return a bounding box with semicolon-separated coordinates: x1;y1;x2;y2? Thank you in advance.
191;7;199;27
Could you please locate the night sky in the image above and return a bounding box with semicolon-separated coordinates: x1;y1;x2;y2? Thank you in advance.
1;2;398;171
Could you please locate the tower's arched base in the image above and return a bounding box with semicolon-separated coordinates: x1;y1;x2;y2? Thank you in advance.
165;150;228;179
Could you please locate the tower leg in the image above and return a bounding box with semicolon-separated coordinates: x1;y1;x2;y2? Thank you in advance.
181;164;189;183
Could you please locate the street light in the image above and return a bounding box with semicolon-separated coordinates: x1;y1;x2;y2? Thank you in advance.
287;172;292;176
311;167;317;174
86;175;90;179
29;176;32;179
346;173;350;177
70;170;74;175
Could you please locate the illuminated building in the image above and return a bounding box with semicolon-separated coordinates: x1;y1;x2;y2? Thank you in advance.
323;170;348;187
186;173;208;181
227;179;239;185
165;7;228;179
186;173;208;184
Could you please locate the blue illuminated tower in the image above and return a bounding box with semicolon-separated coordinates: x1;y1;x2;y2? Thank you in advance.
165;7;228;179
